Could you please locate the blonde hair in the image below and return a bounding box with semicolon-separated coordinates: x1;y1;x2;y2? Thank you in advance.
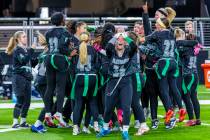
165;7;176;24
174;28;185;39
36;31;48;52
185;21;193;27
6;31;25;55
79;32;89;65
36;31;47;46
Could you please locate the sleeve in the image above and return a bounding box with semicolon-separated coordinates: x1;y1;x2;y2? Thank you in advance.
124;37;133;45
58;32;71;56
0;56;4;72
105;37;117;58
31;57;38;68
15;48;34;65
142;13;152;36
128;41;137;58
92;48;100;72
176;40;198;48
145;31;158;42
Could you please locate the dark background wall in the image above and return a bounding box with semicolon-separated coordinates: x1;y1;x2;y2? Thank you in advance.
0;0;203;17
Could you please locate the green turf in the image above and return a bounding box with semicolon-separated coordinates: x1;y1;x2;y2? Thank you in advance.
197;85;210;100
0;106;210;140
0;85;210;140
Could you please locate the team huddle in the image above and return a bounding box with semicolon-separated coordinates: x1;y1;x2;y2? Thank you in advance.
6;3;202;140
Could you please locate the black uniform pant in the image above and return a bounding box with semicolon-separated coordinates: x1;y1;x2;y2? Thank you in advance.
13;74;31;119
182;73;200;120
44;55;68;113
156;59;183;112
131;73;146;123
144;69;165;120
73;75;98;126
104;76;133;126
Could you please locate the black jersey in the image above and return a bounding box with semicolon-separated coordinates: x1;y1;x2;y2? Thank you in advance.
74;45;98;74
146;29;176;59
13;46;34;80
176;40;198;74
142;13;152;36
45;27;74;56
99;33;114;75
130;51;141;73
106;37;137;78
139;38;162;69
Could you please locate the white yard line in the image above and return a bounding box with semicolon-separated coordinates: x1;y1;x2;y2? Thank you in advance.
0;125;13;128
0;127;27;133
0;103;44;109
0;100;210;109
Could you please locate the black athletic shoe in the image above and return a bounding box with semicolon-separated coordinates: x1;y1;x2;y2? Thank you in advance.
12;123;20;128
20;122;30;128
151;119;159;129
195;119;201;125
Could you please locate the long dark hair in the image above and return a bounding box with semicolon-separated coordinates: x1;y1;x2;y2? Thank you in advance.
101;22;115;49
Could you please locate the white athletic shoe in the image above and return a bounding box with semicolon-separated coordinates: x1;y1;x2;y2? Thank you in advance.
111;126;120;132
94;121;100;133
134;120;140;129
82;126;91;134
70;113;73;122
135;123;150;136
73;125;80;135
53;112;66;127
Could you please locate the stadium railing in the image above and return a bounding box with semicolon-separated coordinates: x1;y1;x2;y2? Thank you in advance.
0;17;209;51
0;17;209;99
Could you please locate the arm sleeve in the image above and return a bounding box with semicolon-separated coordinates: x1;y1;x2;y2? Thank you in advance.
142;13;152;36
106;42;115;59
58;32;71;56
176;40;198;47
15;48;34;65
128;41;137;58
105;37;117;58
145;31;158;42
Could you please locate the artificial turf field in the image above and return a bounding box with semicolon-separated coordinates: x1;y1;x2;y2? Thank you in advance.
0;85;210;140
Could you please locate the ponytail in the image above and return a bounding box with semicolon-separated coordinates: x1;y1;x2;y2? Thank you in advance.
6;37;16;55
174;28;185;39
79;33;89;65
165;7;176;24
5;31;25;55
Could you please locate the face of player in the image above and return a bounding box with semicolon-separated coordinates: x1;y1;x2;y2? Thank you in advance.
133;24;144;36
155;11;166;20
117;27;125;33
155;23;161;31
185;24;194;34
78;24;87;35
18;32;27;46
116;36;126;51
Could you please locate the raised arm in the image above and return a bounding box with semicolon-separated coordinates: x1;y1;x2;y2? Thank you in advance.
142;2;152;36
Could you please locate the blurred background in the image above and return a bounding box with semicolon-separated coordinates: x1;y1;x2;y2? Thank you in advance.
0;0;209;17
